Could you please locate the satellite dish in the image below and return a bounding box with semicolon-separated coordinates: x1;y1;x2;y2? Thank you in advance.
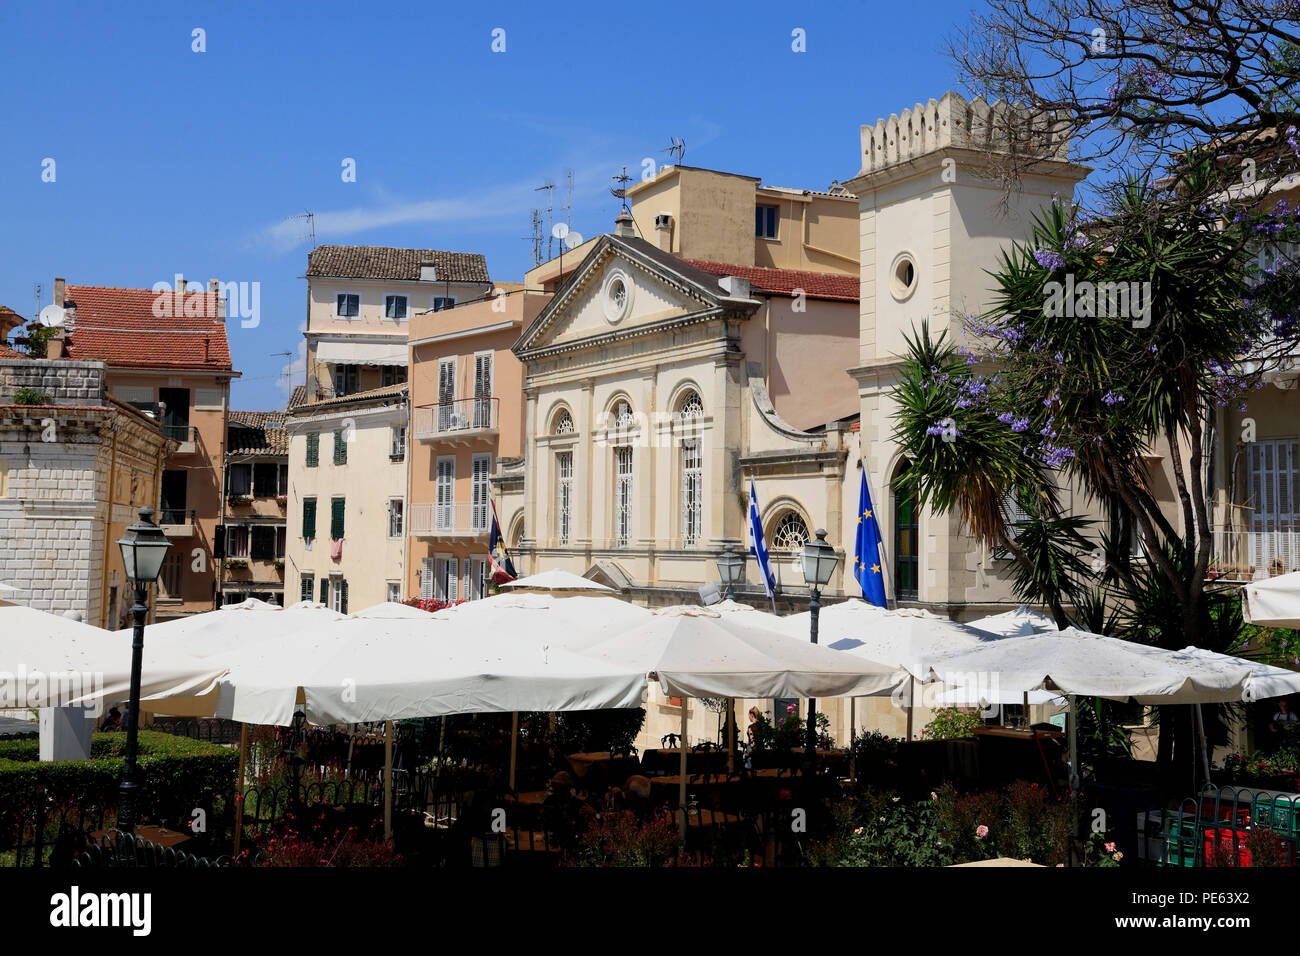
564;232;583;250
39;304;66;328
551;222;570;240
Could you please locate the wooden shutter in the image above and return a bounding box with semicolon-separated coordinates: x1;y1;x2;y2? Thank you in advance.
333;429;347;465
300;575;313;604
331;498;345;539
306;432;319;467
214;525;226;558
421;558;434;600
472;455;491;532
448;560;459;601
302;498;316;539
319;577;328;603
340;579;349;614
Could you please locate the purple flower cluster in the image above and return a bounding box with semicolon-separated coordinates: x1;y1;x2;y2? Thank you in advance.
1101;390;1125;406
1033;248;1066;271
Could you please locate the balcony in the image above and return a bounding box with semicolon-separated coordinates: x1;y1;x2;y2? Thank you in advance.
408;502;490;539
1209;528;1300;581
159;508;196;538
163;424;198;455
413;397;498;445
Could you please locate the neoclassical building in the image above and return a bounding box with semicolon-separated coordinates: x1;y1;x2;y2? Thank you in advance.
503;218;862;608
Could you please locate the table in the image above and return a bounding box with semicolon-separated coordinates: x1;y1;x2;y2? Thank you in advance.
89;825;192;849
565;752;641;781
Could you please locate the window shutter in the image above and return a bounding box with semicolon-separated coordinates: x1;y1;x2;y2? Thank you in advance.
334;429;347;465
421;558;434;600
448;560;459;601
331;498;346;539
306;432;319;467
319;577;328;603
214;525;226;559
300;576;313;604
340;579;349;614
303;498;316;539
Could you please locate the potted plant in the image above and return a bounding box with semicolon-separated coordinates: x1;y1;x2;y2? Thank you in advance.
228;494;252;506
225;558;249;571
272;559;285;571
275;495;288;506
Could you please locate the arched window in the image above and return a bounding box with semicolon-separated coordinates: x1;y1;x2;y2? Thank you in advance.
892;461;919;600
677;389;704;420
552;408;574;435
678;390;704;547
612;399;635;429
771;511;810;555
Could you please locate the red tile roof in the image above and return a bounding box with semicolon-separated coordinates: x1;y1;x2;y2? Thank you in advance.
678;259;859;303
0;343;26;359
63;285;234;372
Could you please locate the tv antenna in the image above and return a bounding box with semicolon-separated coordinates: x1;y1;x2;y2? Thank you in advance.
285;210;316;249
563;169;574;239
524;209;544;266
535;180;555;260
610;166;632;212
662;137;686;166
34;282;42;317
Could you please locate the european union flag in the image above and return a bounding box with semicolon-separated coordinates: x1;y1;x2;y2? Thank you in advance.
854;470;888;607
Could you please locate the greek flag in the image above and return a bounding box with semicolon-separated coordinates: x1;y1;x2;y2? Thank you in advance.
748;479;775;597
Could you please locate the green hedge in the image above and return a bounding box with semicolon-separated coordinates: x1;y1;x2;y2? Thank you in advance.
0;731;237;824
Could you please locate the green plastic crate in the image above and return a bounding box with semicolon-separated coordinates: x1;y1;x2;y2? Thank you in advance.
1254;796;1300;836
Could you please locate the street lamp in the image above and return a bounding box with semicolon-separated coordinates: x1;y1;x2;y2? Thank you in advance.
801;529;839;759
115;506;172;834
716;548;745;601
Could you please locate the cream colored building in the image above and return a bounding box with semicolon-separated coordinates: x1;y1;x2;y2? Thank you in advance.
283;384;408;612
303;245;491;402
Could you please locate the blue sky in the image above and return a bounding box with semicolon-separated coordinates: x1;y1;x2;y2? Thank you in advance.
0;0;973;410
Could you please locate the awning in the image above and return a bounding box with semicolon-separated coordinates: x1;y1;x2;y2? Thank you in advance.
316;339;407;366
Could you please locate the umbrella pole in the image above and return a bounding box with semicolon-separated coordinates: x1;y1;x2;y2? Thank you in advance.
849;697;857;784
1068;695;1080;867
678;702;688;843
1194;703;1212;794
906;677;915;741
725;699;735;774
383;720;394;842
509;712;519;791
233;722;248;858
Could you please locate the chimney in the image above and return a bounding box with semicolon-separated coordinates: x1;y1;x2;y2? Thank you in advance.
53;277;66;308
614;210;635;238
654;212;674;252
175;273;186;294
45;329;66;360
208;277;219;294
718;276;751;299
209;277;226;321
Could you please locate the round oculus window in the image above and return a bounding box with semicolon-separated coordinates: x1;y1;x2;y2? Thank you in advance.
601;269;634;323
890;252;919;302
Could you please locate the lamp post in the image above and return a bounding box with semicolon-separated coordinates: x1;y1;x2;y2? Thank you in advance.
801;529;839;760
115;506;172;834
716;547;745;602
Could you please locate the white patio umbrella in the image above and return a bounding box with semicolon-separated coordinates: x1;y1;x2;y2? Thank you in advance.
965;605;1059;638
0;604;226;711
501;569;614;592
582;604;904;837
137;600;344;660
1243;571;1300;629
1175;646;1300;703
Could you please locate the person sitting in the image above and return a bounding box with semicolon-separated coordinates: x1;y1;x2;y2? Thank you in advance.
100;707;122;732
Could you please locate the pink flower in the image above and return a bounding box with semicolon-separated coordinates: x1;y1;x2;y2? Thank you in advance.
1104;841;1116;852
786;704;796;714
975;825;989;839
853;827;864;835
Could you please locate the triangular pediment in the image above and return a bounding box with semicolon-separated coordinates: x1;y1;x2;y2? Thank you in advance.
515;236;749;356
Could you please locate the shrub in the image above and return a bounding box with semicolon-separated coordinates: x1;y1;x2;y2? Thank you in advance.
934;780;1072;865
0;731;236;829
921;707;984;740
804;791;951;867
567;810;680;867
12;387;53;405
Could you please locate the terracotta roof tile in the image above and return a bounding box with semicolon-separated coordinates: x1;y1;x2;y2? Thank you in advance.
63;285;234;371
306;245;490;283
678;259;859;302
0;344;26;359
289;382;407;413
228;410;288;456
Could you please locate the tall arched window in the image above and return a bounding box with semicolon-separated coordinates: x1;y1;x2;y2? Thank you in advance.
678;390;704;547
892;461;919;600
